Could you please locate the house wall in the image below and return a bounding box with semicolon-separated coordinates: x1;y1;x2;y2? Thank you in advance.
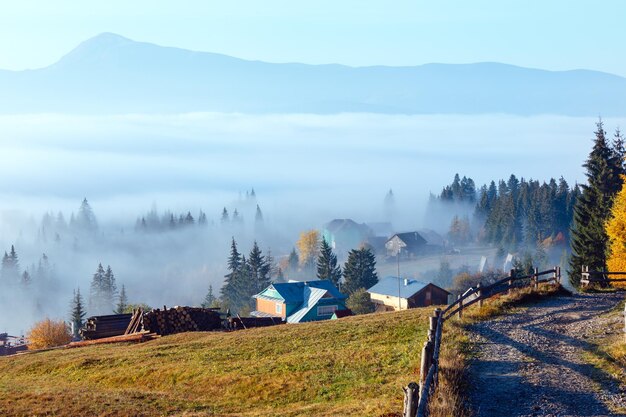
408;285;450;308
255;298;285;318
369;292;409;311
299;299;347;322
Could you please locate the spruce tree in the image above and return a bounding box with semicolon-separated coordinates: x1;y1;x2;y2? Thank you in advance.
76;198;98;232
287;248;299;276
255;205;264;224
103;265;117;312
20;271;31;288
316;238;342;287
89;263;106;315
201;284;216;308
221;238;242;310
115;284;129;314
221;207;229;224
569;121;623;286
247;241;271;295
342;247;378;294
70;288;86;339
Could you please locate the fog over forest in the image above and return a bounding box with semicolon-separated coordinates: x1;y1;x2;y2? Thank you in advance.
0;112;622;334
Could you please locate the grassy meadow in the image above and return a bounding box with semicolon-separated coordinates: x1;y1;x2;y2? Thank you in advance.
0;307;436;417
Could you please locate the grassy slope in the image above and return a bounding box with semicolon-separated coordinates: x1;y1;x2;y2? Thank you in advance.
0;308;434;417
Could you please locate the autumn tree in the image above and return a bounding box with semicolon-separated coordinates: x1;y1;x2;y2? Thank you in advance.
297;230;320;270
27;318;72;350
606;175;626;288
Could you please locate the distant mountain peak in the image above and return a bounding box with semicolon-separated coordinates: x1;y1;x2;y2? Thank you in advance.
82;32;133;47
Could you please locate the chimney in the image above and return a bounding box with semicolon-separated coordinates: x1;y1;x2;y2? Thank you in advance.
404;278;409;286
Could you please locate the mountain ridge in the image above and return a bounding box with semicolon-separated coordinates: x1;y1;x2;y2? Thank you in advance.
1;32;625;115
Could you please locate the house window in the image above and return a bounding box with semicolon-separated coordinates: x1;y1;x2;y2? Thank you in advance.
317;305;338;316
276;303;283;314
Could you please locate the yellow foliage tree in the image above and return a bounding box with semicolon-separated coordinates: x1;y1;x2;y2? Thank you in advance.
296;230;320;267
27;318;72;350
606;175;626;288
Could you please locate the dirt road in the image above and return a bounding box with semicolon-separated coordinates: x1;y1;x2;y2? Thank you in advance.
467;292;625;417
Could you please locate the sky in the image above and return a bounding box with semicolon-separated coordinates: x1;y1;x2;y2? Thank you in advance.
1;1;625;75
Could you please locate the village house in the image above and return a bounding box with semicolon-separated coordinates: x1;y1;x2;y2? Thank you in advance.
322;219;373;255
252;280;348;323
385;231;428;258
367;276;451;311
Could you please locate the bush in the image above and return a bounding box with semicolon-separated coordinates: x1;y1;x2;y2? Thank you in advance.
346;287;376;315
27;318;72;350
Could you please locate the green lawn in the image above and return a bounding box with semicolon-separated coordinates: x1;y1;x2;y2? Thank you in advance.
0;307;433;417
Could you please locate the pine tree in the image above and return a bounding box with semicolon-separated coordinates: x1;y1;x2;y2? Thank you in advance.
569;121;623;286
247;241;271;295
89;263;106;315
115;284;129;314
70;288;86;339
76;198;98;232
221;238;242;310
221;207;229;224
103;265;117;312
20;271;31;288
198;210;207;225
255;205;264;224
201;284;216;308
316;238;342;286
287;248;299;276
342;247;378;295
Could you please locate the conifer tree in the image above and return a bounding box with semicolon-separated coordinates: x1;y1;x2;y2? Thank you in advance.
76;198;98;232
201;284;217;308
70;288;86;339
221;207;229;224
316;238;342;286
247;241;271;295
115;284;129;314
287;248;299;275
20;271;31;288
255;204;263;224
1;245;20;283
342;247;378;294
89;263;106;314
569;121;623;286
103;265;117;312
221;238;242;310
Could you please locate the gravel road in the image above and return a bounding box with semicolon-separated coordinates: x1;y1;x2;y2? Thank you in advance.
467;292;625;417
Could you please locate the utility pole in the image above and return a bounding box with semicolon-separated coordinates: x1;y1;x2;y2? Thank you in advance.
397;245;401;311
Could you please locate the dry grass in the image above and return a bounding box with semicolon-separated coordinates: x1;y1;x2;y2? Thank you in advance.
0;307;437;417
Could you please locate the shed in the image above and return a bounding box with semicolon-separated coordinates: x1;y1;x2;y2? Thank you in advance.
367;276;451;311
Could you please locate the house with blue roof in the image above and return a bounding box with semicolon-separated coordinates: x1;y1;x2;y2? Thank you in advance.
367;276;450;312
251;280;348;323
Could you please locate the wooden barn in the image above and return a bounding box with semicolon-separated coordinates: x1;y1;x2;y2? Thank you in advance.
367;277;450;312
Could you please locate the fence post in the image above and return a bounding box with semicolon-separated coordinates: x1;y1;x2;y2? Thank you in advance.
403;381;419;417
557;266;561;284
508;269;515;295
477;283;483;308
428;313;437;342
534;267;539;290
456;294;463;319
419;340;432;386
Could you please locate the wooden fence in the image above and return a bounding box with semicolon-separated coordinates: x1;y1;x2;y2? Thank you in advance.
403;266;562;417
580;266;626;287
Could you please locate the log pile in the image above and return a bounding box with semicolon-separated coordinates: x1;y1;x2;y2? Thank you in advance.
142;306;222;336
79;314;133;340
68;332;159;348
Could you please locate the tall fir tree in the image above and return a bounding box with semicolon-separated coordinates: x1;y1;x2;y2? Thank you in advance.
201;284;217;308
221;238;242;311
342;247;378;295
103;265;117;312
316;238;342;287
569;121;624;286
247;241;271;296
88;263;106;314
70;288;86;339
115;284;129;314
76;198;98;232
221;207;229;224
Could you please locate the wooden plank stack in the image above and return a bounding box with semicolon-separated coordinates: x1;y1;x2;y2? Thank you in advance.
79;314;133;340
142;306;223;336
68;332;159;348
228;316;283;330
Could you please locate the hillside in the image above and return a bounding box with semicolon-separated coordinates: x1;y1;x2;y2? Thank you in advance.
1;33;626;115
0;308;432;417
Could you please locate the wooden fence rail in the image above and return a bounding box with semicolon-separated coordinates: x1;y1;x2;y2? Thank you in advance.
580;266;626;286
403;266;561;417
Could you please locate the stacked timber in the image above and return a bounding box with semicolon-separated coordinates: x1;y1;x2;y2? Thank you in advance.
142;306;222;336
79;314;133;340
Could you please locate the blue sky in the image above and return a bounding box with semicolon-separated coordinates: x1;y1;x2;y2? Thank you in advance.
1;0;625;74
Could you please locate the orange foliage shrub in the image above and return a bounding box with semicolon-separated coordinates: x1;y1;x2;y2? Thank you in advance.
26;318;72;350
606;175;626;288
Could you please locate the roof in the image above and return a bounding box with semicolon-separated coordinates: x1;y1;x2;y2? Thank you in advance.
367;276;450;298
367;222;394;237
324;219;372;235
417;229;445;246
388;232;427;250
287;286;328;323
